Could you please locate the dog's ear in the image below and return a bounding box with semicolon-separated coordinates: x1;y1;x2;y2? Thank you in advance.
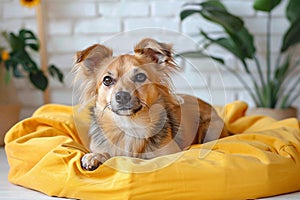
75;44;112;72
134;38;176;68
134;38;179;103
73;44;112;106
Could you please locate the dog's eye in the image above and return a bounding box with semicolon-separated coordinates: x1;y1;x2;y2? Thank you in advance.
103;76;114;86
134;73;147;83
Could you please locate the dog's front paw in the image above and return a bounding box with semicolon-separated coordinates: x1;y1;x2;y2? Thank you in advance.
81;152;110;171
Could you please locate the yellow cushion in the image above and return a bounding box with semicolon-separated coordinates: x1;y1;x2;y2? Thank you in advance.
5;101;300;199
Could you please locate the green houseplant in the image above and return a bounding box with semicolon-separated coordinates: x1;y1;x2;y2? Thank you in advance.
180;0;300;110
0;28;64;145
0;29;63;91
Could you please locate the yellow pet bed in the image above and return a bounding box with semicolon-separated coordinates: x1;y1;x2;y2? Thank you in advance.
4;101;300;200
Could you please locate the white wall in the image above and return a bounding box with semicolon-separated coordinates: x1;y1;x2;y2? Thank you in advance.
0;0;299;119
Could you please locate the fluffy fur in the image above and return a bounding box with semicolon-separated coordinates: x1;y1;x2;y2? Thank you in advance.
73;38;228;170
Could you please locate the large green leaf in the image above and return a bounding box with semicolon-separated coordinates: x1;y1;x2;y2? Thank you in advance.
19;29;37;40
180;1;244;34
281;20;300;52
229;27;256;59
200;0;226;10
180;9;200;21
253;0;281;12
201;1;243;33
201;28;255;72
29;70;48;91
181;0;226;20
286;0;300;23
281;0;300;52
19;29;40;51
209;37;243;60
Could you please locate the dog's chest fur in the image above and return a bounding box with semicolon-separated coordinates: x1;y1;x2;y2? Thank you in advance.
88;105;180;159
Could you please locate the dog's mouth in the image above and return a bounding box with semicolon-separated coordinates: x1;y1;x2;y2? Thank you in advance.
108;97;146;116
113;104;143;116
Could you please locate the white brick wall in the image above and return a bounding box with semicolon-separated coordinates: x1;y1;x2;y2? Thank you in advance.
0;0;299;119
47;2;97;18
124;18;180;31
75;18;122;34
2;1;35;19
48;20;73;35
244;17;290;35
99;2;150;17
151;1;183;17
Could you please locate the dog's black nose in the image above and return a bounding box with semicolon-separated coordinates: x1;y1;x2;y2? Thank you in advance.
115;91;131;105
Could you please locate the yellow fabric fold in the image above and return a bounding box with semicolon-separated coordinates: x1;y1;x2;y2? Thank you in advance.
4;101;300;200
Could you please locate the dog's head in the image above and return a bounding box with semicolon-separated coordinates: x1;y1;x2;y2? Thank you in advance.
73;38;179;116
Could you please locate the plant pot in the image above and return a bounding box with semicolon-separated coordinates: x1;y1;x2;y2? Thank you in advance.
0;104;21;146
0;65;21;146
247;107;298;121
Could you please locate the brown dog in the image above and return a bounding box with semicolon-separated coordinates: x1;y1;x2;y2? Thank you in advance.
73;38;228;170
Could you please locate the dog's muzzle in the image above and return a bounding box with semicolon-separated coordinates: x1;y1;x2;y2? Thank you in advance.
112;91;142;116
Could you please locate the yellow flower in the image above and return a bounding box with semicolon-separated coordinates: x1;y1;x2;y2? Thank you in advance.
1;51;10;61
20;0;40;8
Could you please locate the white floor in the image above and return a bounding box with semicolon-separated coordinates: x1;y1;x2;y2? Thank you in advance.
1;147;300;200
